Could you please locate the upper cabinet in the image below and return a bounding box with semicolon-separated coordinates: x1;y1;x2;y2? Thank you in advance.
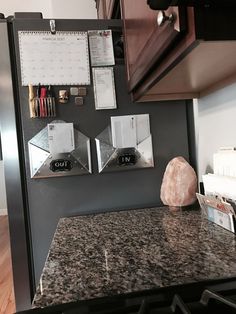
95;0;120;19
120;1;236;101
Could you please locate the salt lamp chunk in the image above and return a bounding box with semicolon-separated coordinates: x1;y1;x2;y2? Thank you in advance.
160;156;197;207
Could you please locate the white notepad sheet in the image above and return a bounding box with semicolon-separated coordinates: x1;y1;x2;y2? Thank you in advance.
93;67;117;110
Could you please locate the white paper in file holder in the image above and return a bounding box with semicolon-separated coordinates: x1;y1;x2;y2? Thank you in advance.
48;123;75;154
111;114;150;149
111;115;137;148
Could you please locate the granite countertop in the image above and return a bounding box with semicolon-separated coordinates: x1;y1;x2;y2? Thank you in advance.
33;206;236;308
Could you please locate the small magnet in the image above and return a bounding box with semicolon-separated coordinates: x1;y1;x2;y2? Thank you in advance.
70;87;79;96
75;96;84;106
59;90;69;103
78;87;87;96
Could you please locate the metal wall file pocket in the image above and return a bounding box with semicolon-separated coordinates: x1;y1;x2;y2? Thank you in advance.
95;115;154;173
28;120;92;179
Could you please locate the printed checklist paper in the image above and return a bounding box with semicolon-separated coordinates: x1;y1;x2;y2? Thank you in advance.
93;67;117;110
88;30;115;67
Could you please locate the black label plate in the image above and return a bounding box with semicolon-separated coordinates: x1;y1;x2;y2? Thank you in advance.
50;159;73;172
118;154;136;166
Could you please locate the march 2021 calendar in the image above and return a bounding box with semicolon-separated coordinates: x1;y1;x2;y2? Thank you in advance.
18;31;90;86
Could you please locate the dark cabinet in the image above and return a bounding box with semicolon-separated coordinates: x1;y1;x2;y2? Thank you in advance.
121;1;236;101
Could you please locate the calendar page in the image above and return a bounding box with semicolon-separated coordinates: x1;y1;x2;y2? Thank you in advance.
18;31;90;86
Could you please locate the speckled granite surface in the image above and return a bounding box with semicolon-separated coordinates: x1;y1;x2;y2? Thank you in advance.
33;207;236;308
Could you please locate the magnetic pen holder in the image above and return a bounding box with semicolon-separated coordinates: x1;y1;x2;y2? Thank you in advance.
29;85;56;118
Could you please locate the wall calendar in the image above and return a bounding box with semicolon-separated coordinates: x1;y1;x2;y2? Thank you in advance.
18;31;90;86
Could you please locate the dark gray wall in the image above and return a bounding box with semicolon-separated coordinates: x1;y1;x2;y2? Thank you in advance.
13;19;190;286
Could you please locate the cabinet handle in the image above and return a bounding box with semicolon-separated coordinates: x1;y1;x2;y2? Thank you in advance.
157;10;175;26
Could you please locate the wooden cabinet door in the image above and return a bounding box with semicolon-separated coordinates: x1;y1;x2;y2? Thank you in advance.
96;0;116;19
121;0;187;92
97;0;106;19
106;0;116;18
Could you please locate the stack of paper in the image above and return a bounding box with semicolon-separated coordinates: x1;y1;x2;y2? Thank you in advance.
213;149;236;177
202;173;236;200
199;147;236;233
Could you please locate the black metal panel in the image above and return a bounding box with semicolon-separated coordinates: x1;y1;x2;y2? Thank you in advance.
5;18;193;310
14;12;43;19
185;100;197;173
0;20;33;310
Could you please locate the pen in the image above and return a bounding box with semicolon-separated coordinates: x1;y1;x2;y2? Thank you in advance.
47;85;56;117
28;84;35;118
35;84;41;117
40;86;47;117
